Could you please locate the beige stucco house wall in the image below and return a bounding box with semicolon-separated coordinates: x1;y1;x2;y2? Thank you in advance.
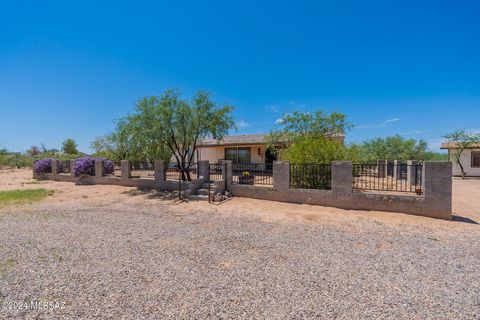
171;133;346;164
196;145;266;164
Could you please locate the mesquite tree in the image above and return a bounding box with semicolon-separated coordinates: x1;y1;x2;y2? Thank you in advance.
127;90;235;180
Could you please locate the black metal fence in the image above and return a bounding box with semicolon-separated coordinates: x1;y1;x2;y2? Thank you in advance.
232;163;273;185
129;161;155;179
353;162;423;194
290;164;332;190
165;162;198;181
60;160;71;173
209;163;223;181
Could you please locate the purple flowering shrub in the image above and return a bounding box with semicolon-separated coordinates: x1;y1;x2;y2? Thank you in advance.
34;158;53;174
73;157;114;177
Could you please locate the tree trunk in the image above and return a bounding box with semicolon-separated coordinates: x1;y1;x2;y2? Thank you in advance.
457;160;466;179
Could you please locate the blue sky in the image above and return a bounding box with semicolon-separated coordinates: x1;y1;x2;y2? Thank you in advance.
1;0;479;153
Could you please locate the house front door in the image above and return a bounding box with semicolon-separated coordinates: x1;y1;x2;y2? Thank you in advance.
265;148;277;170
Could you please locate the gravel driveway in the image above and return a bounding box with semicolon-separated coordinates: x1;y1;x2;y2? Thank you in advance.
0;170;479;319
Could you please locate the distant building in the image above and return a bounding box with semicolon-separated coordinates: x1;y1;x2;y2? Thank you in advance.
441;142;480;177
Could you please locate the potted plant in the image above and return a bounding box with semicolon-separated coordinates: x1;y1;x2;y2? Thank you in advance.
239;171;255;185
415;186;422;195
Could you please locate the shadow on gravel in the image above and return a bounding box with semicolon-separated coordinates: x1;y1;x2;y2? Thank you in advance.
122;189;181;201
452;214;479;225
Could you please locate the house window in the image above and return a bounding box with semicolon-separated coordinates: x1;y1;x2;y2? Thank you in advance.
472;151;480;168
224;147;251;163
225;148;237;162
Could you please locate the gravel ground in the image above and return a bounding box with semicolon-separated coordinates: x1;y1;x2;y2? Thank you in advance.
0;170;479;319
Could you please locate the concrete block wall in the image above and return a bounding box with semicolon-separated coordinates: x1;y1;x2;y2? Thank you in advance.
227;161;452;220
33;159;453;220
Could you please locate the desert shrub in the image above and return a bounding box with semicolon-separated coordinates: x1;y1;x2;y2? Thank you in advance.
0;153;32;169
72;157;114;177
34;158;53;173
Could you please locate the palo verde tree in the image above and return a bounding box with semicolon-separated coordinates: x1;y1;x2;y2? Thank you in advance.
443;129;480;178
127;89;235;180
62;138;78;155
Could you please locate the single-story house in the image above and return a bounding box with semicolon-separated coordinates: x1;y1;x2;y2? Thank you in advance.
441;142;480;177
192;133;345;165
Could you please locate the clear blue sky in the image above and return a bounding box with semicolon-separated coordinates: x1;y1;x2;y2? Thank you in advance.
1;0;479;153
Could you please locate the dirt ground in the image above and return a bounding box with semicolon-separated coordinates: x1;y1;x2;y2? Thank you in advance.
0;169;479;319
0;168;478;234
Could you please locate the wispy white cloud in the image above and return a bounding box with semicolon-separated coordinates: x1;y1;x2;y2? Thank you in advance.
355;117;402;130
383;118;401;123
355;124;372;129
405;129;428;135
236;120;250;128
274;118;283;125
265;105;279;113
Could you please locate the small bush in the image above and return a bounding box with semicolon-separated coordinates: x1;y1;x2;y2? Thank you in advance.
73;157;114;177
34;158;53;174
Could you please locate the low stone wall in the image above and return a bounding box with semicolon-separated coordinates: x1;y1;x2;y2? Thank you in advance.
34;172;190;191
229;160;452;220
230;184;450;220
33;159;453;220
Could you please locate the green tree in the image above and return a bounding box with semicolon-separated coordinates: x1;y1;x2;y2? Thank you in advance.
267;111;351;149
443;129;480;178
127;90;235;180
358;135;428;161
423;151;448;161
91;119;134;161
282;136;348;164
62;138;78;155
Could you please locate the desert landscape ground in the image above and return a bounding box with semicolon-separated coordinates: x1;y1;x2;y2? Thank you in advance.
0;169;479;319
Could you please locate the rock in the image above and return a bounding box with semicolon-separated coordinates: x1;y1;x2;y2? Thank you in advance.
214;193;223;202
224;191;231;198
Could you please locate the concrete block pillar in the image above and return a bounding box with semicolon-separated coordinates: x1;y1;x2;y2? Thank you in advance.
52;159;60;174
222;160;233;191
70;160;76;177
32;160;37;178
377;160;387;178
121;160;131;180
393;160;400;180
95;159;104;177
422;161;452;219
331;161;353;194
198;160;210;181
273;161;290;191
406;160;419;186
153;160;165;182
